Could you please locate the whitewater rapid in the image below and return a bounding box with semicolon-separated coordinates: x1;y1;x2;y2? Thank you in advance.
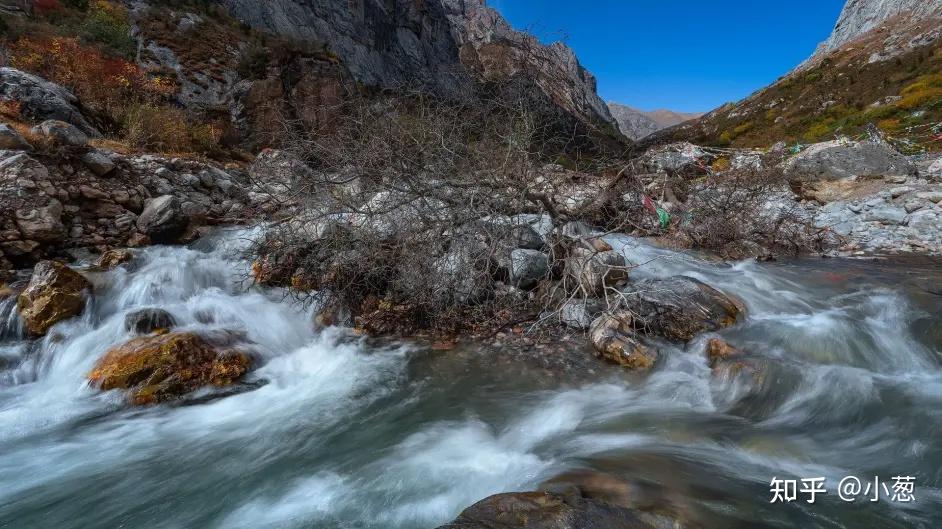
0;229;940;528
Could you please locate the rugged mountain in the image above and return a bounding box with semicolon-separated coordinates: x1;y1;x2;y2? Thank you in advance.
655;0;942;148
213;0;616;130
607;102;701;140
811;0;942;60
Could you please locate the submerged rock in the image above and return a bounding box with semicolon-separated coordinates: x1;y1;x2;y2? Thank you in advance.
88;331;253;405
619;276;742;342
436;490;656;529
17;261;90;336
124;308;177;335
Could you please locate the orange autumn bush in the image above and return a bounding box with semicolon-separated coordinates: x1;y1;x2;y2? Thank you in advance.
4;34;224;153
7;35;174;121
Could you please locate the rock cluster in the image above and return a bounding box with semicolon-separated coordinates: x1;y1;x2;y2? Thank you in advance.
0;119;252;274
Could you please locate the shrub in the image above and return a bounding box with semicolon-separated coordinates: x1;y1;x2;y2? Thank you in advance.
80;0;136;58
122;103;191;152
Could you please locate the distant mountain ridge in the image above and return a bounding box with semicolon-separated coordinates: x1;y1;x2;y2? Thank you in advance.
652;0;942;148
607;102;702;140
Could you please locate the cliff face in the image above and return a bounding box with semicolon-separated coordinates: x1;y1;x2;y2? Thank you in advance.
215;0;616;129
442;0;614;128
814;0;942;58
217;0;470;96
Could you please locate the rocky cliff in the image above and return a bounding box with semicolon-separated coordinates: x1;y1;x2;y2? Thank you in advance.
812;0;942;59
214;0;616;130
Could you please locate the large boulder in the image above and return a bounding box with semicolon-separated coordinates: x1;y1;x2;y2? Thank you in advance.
81;150;116;176
588;312;657;370
31;120;88;147
17;261;91;336
248;148;314;198
136;195;188;243
784;140;916;181
566;247;629;295
508;249;549;289
87;331;253;405
0;67;101;136
14;200;65;243
0;123;32;151
618;276;742;342
436;491;656;529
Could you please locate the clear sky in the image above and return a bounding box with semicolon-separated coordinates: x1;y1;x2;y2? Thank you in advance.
490;0;846;113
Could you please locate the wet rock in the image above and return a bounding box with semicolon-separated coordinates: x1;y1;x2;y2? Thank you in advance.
31;120;88;147
0;68;101;136
784;139;916;180
705;338;744;368
539;470;635;507
124;308;177;334
136;195;188;243
0;123;32;151
97;249;133;269
566;247;629;295
588;313;657;370
17;261;91;336
619;276;742;342
436;491;656;529
15;201;65;242
509;249;549;289
81;151;115;176
87;331;253;405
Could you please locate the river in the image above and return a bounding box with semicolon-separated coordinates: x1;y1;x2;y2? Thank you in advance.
1;229;940;529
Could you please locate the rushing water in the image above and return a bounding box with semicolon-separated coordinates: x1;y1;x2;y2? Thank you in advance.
0;229;940;529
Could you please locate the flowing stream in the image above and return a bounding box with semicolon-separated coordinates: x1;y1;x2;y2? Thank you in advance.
1;229;940;529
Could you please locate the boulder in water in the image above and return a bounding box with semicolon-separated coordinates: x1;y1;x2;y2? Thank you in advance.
88;331;253;405
124;308;177;335
566;247;629;295
705;338;744;368
136;195;188;244
619;276;742;342
97;249;134;269
436;490;656;529
17;261;90;336
588;312;657;370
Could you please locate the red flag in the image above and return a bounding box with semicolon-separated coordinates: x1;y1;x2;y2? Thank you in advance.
642;195;657;214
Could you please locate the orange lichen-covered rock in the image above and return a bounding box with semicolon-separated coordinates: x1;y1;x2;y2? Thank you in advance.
88;331;253;405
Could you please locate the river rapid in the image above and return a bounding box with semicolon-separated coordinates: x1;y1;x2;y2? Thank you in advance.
1;229;940;529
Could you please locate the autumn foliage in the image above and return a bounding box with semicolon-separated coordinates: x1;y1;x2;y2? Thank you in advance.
2;0;223;154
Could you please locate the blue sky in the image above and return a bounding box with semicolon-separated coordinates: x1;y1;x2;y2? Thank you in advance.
490;0;846;113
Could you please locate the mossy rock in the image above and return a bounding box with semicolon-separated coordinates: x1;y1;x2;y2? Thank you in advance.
88;331;253;405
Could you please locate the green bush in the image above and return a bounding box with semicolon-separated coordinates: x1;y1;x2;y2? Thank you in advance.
80;1;136;58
